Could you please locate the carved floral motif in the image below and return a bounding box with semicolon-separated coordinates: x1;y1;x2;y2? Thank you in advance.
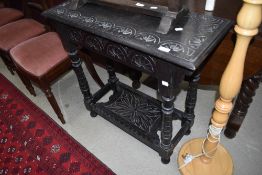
159;41;195;58
105;89;161;133
131;54;156;73
95;21;114;30
134;33;160;45
84;35;104;52
49;2;228;63
106;44;127;62
111;26;136;37
70;30;85;43
67;28;157;73
189;35;207;49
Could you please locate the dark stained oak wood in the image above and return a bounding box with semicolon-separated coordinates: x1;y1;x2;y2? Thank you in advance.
43;1;232;163
142;0;262;85
138;1;262;140
8;0;261;85
8;0;260;140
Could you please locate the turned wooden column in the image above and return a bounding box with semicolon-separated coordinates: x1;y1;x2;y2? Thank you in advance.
178;0;262;174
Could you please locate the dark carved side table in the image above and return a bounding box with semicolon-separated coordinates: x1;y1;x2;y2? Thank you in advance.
43;1;232;163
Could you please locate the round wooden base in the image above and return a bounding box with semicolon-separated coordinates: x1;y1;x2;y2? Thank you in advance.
178;138;233;175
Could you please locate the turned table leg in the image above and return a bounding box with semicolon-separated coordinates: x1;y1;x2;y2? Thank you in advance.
53;22;93;110
106;61;118;90
68;50;93;109
225;70;262;138
128;69;142;89
183;73;200;135
160;95;175;164
157;62;186;164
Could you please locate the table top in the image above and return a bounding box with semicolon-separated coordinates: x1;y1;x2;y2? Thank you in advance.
43;1;232;71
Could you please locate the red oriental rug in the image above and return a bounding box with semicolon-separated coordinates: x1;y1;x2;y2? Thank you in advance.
0;74;115;175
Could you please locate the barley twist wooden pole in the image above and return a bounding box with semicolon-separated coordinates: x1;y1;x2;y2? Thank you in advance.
178;0;262;174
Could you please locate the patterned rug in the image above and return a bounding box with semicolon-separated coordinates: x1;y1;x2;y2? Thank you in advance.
0;74;115;175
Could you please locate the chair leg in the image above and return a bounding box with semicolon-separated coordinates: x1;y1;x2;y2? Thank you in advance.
82;54;104;88
16;69;36;96
1;56;15;75
41;85;65;124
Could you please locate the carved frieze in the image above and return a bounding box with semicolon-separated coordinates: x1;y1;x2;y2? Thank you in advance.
106;44;127;62
68;28;157;73
45;2;229;64
131;54;156;73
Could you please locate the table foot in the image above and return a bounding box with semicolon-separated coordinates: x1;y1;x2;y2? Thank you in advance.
185;129;191;136
161;157;170;164
132;81;141;89
90;111;98;118
128;70;142;89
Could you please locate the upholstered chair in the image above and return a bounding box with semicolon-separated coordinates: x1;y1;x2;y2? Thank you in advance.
0;5;25;73
0;18;46;74
0;8;23;26
10;32;70;124
2;0;104;124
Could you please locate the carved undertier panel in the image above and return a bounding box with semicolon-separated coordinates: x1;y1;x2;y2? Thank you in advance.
91;82;163;152
69;28;158;74
91;82;162;150
101;83;161;134
91;82;189;156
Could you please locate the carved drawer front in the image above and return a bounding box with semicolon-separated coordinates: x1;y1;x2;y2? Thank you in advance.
69;28;157;74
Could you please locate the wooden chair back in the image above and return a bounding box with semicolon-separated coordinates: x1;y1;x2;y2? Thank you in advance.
21;0;49;23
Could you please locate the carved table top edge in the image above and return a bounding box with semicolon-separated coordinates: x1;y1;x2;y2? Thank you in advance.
43;1;233;71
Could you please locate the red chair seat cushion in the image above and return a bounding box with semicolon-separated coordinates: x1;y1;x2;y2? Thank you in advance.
0;19;45;52
10;32;68;77
0;8;23;26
